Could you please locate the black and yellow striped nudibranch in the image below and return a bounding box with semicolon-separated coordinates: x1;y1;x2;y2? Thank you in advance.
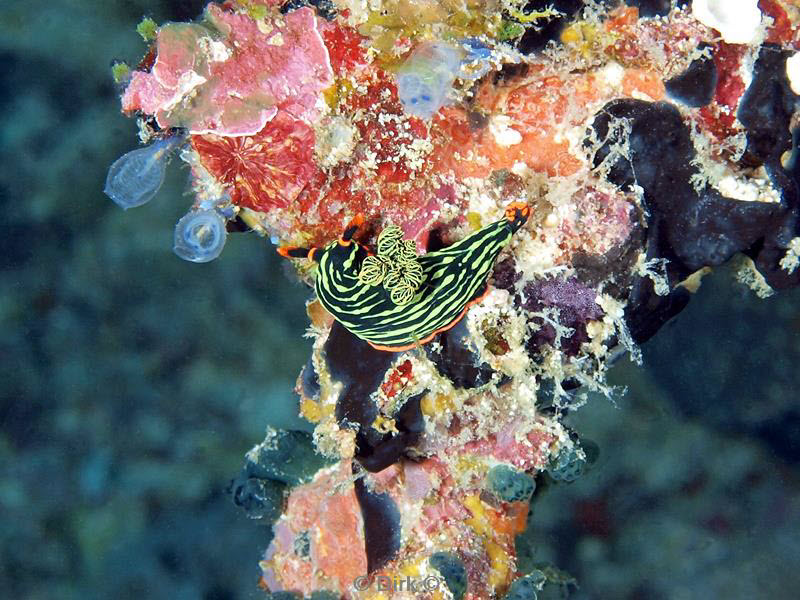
278;203;530;351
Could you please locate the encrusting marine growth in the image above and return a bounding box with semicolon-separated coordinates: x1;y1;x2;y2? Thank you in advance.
107;0;800;598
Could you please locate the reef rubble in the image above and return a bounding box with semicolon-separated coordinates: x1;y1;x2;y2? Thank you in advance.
108;1;800;598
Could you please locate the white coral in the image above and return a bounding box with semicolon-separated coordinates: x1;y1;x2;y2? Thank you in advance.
691;0;762;44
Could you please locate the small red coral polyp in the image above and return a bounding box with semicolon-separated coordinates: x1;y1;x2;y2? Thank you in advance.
192;112;317;211
759;0;796;46
319;21;370;75
699;42;747;138
381;360;413;398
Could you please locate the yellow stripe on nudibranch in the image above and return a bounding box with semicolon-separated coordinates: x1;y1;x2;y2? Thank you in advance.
278;203;530;351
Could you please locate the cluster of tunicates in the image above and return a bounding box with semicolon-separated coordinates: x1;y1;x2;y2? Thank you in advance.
243;429;331;486
104;131;231;263
229;429;332;521
396;39;498;118
230;477;285;522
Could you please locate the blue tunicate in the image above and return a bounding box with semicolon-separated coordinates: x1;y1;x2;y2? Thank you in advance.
215;204;236;219
173;209;227;263
487;464;536;502
197;192;232;212
506;570;546;600
104;134;184;209
462;38;492;61
397;42;463;119
459;38;493;81
229;476;286;522
429;552;467;600
548;443;588;483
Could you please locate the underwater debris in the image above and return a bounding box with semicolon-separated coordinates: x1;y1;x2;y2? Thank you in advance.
109;0;800;597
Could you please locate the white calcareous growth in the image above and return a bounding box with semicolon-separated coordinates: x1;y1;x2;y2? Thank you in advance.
787;52;800;95
489;115;522;147
691;0;762;44
314;116;359;169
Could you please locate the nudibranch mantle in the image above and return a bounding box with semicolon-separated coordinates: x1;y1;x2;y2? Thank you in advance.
280;203;530;351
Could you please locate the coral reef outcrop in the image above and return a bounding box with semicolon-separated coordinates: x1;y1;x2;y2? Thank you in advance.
107;0;800;597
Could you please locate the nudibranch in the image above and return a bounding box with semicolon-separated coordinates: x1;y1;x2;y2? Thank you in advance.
279;203;530;351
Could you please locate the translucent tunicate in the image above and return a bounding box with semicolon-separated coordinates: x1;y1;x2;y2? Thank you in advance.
396;42;463;119
104;134;185;209
196;192;232;212
173;209;227;263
